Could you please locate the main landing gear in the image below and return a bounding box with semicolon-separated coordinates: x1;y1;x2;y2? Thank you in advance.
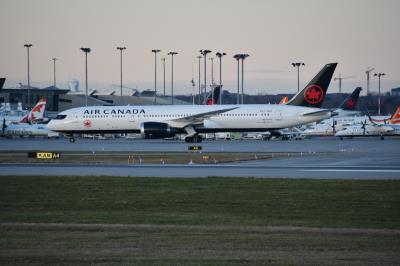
66;134;75;143
185;134;202;143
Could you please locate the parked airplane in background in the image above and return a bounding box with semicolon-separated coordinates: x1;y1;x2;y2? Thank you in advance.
0;98;57;138
334;123;393;140
279;96;289;104
48;63;337;143
1;122;58;138
0;98;47;124
334;107;400;139
204;85;221;105
334;87;362;117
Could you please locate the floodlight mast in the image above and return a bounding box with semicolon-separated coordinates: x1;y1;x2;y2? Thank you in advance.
374;72;386;115
167;52;178;104
216;52;226;104
151;49;161;103
117;47;127;100
24;44;33;109
291;62;305;92
80;47;91;106
200;50;211;104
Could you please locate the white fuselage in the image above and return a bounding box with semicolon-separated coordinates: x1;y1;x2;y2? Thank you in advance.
48;104;332;134
335;124;394;137
1;123;56;137
304;115;392;137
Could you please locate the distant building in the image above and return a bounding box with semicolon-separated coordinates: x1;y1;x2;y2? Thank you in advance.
0;85;69;111
391;87;400;96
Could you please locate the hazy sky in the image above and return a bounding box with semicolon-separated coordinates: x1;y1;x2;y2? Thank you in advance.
0;0;399;95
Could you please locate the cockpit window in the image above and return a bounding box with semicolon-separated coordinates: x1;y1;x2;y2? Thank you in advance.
54;114;67;120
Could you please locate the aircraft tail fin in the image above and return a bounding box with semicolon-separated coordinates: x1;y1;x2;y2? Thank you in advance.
287;63;337;108
0;78;5;90
279;96;289;104
20;98;47;123
338;87;362;110
390;106;400;124
204;85;221;105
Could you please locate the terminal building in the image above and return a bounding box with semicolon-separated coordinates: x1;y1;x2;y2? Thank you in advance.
0;85;69;111
0;83;190;113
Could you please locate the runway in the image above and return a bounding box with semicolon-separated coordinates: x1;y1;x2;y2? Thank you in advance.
1;137;399;179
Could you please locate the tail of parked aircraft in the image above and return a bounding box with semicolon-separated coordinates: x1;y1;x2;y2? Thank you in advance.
389;107;400;124
286;63;337;108
338;87;362;110
0;78;5;90
20;98;47;123
204;85;221;105
279;96;289;104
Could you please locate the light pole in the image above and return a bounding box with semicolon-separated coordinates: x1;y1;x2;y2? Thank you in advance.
216;52;226;104
197;56;202;104
168;52;178;104
161;57;166;96
80;47;91;106
52;58;57;88
291;62;305;92
209;57;215;103
233;54;241;104
374;72;385;115
117;47;126;101
240;54;249;104
209;57;215;85
24;44;33;109
366;67;375;95
200;50;211;104
152;49;161;104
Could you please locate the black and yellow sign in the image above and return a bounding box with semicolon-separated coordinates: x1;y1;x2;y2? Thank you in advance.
188;146;202;151
28;152;61;159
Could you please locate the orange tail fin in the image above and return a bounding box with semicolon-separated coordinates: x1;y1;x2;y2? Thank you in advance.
390;106;400;124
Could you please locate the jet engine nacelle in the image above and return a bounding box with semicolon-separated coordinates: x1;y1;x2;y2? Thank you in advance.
140;122;179;139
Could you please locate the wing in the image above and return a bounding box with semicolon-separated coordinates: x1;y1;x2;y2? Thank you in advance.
170;107;238;124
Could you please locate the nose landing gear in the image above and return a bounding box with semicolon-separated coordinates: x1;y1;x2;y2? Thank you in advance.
185;134;203;143
65;134;75;143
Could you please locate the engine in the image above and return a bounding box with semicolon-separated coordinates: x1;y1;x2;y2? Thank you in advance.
140;122;179;139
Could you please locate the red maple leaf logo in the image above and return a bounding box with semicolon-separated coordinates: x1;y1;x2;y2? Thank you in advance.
207;99;215;105
83;120;92;128
304;85;323;104
346;98;356;109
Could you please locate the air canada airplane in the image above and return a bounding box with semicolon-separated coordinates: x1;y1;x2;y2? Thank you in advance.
48;63;337;143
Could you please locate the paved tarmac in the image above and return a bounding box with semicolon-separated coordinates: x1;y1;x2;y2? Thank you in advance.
1;137;399;179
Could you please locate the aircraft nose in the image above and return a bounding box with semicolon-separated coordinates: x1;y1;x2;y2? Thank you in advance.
47;120;59;131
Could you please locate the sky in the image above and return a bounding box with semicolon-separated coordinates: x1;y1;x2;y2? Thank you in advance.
0;0;399;95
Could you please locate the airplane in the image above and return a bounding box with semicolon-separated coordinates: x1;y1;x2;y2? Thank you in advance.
334;86;362;117
1;120;58;138
334;107;400;140
302;87;379;136
0;98;57;138
0;98;47;124
48;63;338;143
334;122;393;140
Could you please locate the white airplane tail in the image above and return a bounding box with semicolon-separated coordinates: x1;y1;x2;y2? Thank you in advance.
20;98;47;123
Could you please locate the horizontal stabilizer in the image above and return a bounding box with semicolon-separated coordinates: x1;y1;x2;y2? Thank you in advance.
302;109;332;117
